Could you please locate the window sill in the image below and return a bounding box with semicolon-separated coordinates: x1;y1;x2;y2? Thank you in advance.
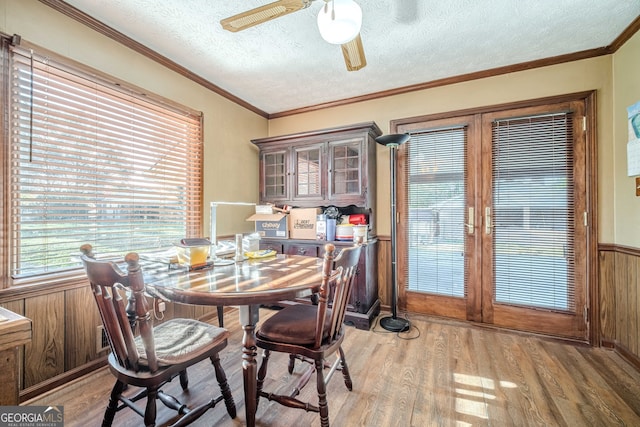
0;271;88;302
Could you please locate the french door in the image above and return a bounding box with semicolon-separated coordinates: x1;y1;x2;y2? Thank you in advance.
396;97;591;340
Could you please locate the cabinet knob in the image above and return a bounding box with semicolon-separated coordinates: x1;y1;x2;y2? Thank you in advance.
298;248;306;255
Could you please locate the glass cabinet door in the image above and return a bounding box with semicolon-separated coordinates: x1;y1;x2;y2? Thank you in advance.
293;144;323;199
329;139;362;198
262;149;288;200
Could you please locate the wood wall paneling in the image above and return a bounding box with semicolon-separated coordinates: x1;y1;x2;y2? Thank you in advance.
633;256;640;356
637;256;640;358
172;302;195;319
615;253;630;347
2;286;224;398
194;305;216;322
587;248;640;369
64;286;104;370
598;250;616;344
377;237;390;308
24;292;65;388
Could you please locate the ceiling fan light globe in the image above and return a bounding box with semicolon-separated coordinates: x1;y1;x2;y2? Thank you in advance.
317;0;362;45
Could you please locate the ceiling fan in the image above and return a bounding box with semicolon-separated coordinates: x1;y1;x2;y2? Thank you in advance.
220;0;367;72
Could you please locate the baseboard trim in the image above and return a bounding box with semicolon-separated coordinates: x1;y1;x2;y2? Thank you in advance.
613;341;640;372
19;356;108;403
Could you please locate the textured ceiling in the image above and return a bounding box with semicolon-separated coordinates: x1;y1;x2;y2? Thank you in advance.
61;0;640;115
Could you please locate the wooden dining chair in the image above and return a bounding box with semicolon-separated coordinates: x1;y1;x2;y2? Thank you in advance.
80;244;236;427
255;243;362;427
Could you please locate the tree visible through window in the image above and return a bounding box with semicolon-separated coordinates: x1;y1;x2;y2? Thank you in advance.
8;45;203;279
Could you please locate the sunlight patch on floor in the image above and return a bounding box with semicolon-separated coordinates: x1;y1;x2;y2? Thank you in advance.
453;372;516;420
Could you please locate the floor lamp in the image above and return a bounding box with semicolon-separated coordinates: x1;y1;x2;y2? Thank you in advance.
376;133;411;333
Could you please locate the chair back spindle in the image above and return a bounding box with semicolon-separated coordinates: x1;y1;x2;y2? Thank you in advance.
314;243;361;348
328;244;361;341
124;252;159;372
101;284;138;370
313;245;335;348
80;246;160;373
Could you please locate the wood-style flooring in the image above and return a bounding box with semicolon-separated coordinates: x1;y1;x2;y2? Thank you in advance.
25;308;640;426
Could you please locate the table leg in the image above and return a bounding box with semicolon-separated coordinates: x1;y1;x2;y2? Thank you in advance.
239;304;260;427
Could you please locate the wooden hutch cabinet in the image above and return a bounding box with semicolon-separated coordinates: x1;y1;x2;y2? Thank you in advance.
252;122;382;330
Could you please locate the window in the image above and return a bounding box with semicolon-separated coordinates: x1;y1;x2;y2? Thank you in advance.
7;43;203;283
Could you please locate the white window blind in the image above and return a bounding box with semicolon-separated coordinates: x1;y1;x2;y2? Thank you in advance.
405;126;467;297
492;112;575;310
9;46;203;279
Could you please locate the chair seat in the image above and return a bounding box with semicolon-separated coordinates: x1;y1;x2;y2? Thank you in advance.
257;304;331;346
136;318;228;367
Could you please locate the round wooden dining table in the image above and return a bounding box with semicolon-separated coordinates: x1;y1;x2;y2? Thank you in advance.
144;254;325;427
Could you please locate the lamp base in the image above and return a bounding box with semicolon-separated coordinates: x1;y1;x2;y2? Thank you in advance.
379;315;410;332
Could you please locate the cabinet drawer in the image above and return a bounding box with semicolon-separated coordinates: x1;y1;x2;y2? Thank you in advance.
259;241;283;254
283;243;319;257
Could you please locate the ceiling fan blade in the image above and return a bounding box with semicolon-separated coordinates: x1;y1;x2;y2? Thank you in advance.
341;34;367;71
220;0;312;32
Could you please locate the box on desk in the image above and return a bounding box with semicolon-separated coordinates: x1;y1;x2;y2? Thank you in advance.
246;213;288;238
289;208;321;239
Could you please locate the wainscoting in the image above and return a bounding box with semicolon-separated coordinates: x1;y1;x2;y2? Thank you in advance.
599;244;640;368
0;281;219;402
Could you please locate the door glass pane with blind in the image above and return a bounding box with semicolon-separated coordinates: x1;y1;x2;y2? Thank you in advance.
9;46;203;279
491;113;574;311
406;127;467;297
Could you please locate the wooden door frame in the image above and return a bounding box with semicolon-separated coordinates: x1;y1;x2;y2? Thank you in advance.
391;90;598;344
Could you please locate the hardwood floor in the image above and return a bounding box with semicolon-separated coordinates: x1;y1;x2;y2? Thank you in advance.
25;308;640;426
